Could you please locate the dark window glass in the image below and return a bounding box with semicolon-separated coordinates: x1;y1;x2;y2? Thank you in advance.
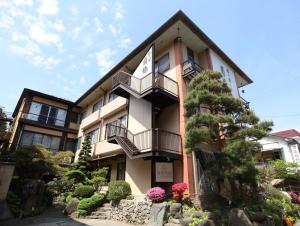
48;107;58;125
66;139;77;152
79;112;86;123
187;47;194;61
117;162;125;180
105;165;112;182
155;53;170;73
93;99;103;112
87;129;99;144
108;93;117;103
70;111;79;123
76;137;81;150
38;105;49;123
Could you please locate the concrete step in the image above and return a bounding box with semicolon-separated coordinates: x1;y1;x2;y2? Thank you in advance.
96;207;111;212
103;203;111;208
91;211;110;216
86;215;107;220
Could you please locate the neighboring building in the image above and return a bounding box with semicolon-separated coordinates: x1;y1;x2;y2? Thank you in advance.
9;11;252;198
9;88;80;152
256;129;300;164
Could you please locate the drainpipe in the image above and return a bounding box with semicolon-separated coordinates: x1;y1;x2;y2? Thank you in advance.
192;151;199;202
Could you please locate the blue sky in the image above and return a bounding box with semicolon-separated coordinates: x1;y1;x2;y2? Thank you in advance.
0;0;300;132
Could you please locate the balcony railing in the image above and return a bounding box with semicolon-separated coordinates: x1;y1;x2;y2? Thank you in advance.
105;123;181;154
112;71;178;97
182;59;205;79
240;96;250;109
21;112;65;127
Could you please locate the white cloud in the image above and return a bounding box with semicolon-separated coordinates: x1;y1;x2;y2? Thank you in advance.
9;41;41;57
94;17;104;33
0;14;14;28
71;26;81;40
29;23;61;45
13;0;33;6
95;48;114;74
108;24;120;36
100;5;107;13
52;20;64;32
79;76;86;84
70;5;78;15
119;37;131;48
38;0;58;15
115;12;123;20
32;55;60;69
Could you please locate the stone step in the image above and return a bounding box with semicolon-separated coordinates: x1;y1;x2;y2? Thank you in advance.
96;206;111;212
103;203;111;208
91;211;110;216
86;215;107;220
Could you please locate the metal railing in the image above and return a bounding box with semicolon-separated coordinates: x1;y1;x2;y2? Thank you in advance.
240;96;250;109
105;122;181;154
112;71;178;97
21;112;66;127
182;59;204;78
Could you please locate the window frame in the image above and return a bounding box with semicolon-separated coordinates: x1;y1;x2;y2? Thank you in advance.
155;53;170;74
92;99;103;113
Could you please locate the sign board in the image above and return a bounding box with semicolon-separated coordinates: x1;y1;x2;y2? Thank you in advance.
155;162;173;183
132;45;153;79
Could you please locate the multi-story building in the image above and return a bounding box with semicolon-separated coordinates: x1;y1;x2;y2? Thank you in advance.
256;129;300;164
9;88;80;152
9;11;252;198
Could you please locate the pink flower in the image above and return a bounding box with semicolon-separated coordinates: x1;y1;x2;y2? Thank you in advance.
146;187;166;203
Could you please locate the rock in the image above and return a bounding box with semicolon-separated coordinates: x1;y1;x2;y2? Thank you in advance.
179;217;193;226
0;200;13;220
23;179;45;209
63;198;79;215
149;202;167;226
169;218;180;224
228;208;253;226
192;210;203;218
182;212;190;218
170;203;182;219
248;212;266;222
199;220;215;226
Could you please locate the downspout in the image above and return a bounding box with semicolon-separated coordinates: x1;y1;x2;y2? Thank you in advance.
192;151;199;199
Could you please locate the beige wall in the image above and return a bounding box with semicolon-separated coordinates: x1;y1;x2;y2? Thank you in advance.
9;98;26;144
24;125;63;136
32;96;68;109
125;156;151;196
156;103;179;134
128;96;151;134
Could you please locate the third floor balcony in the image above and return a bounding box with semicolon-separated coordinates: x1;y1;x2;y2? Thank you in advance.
182;59;205;80
111;71;178;108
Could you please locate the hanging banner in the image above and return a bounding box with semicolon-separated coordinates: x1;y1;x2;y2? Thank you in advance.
132;45;154;79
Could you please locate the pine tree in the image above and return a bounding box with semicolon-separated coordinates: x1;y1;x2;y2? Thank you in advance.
76;134;92;173
184;71;273;185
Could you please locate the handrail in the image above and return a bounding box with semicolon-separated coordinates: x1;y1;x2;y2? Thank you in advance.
105;122;181;154
182;59;205;77
112;70;178;97
21;112;66;126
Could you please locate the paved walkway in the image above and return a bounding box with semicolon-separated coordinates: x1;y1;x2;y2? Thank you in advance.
1;206;134;226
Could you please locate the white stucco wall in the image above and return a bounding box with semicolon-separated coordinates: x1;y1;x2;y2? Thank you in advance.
128;96;152;134
259;136;298;163
210;50;240;98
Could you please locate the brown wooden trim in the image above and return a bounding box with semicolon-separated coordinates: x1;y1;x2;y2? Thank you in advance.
205;48;213;70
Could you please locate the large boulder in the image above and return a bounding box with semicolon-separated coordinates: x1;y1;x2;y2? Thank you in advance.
63;198;79;215
248;212;267;223
149;202;167;226
169;203;182;219
22;179;45;209
228;208;253;226
179;217;192;226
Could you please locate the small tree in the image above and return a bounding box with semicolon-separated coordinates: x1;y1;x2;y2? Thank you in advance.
184;71;273;185
76;135;92;173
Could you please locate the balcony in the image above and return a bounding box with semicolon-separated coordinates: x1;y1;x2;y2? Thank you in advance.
111;71;178;108
100;96;128;119
105;123;181;159
80;109;101;130
240;96;250;109
182;59;204;80
21;112;65;127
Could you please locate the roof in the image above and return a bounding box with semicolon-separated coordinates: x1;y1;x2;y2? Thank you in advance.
75;10;252;104
12;88;75;117
272;129;300;138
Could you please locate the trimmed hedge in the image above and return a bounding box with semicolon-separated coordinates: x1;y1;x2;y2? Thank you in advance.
107;180;131;201
77;193;105;215
73;185;94;198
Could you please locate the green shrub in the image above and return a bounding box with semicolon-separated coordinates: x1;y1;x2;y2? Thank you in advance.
107;180;131;201
77;193;105;214
66;192;73;203
74;185;95;198
65;169;88;183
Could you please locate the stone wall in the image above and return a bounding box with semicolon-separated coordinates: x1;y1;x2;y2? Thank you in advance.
109;199;151;225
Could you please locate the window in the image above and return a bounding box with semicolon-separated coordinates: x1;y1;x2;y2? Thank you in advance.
155;53;170;73
27;102;66;127
93;99;103;112
76;137;81;150
70;111;79;123
105;165;112;182
117;162;126;180
66;139;77;152
20;131;61;152
108;92;117;103
87;129;99;144
79;112;86;123
187;47;194;61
